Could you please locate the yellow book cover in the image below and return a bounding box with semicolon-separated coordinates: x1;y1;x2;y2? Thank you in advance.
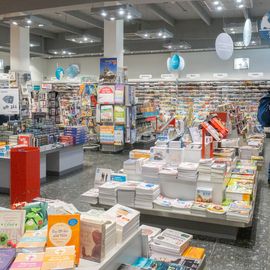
182;246;205;259
16;230;47;250
47;214;80;265
10;253;44;270
41;246;75;270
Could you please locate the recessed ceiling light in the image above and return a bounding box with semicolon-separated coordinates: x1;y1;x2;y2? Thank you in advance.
12;21;18;25
232;31;235;34
38;24;44;27
53;51;57;54
110;17;115;21
127;13;132;20
26;25;31;28
236;0;242;3
72;38;76;42
30;43;34;47
101;11;107;17
168;45;172;49
213;1;219;5
163;35;167;39
26;19;32;24
62;50;66;54
230;28;234;31
90;40;94;43
83;37;88;41
68;52;72;55
217;6;222;11
158;32;163;37
144;33;149;37
251;41;256;44
238;4;244;8
79;41;82;43
118;9;125;15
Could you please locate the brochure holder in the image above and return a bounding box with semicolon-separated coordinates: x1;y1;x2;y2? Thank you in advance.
10;147;40;204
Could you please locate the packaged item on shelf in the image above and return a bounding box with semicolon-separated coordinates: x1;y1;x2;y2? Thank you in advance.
10;252;44;270
0;248;16;270
16;230;47;253
47;214;80;265
0;209;26;247
42;246;75;270
103;204;140;243
206;204;227;216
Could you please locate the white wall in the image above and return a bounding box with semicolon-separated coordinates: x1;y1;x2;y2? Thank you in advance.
41;48;270;81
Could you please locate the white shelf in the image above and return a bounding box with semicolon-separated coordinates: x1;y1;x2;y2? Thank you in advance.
77;229;142;270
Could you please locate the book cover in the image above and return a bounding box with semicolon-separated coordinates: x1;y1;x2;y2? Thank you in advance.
16;230;47;251
0;248;16;270
95;168;112;186
182;246;205;259
114;126;125;146
80;217;106;263
114;106;125;124
99;58;117;83
10;253;44;270
111;173;127;182
98;85;115;104
47;214;80;265
0;210;26;247
196;187;213;203
100;105;114;122
140;225;161;241
114;84;125;104
42;246;75;270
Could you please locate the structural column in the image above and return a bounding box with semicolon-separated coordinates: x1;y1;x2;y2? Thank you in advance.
104;20;124;68
10;25;30;72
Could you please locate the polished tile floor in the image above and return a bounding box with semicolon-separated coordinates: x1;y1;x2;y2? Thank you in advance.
0;144;269;270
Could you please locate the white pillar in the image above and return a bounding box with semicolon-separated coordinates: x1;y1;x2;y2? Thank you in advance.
104;20;124;68
10;25;30;72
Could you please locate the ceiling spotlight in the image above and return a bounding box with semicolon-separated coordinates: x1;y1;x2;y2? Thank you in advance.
110;17;115;21
68;52;72;55
144;33;149;37
38;24;44;27
236;0;242;3
127;13;132;20
26;19;32;24
72;38;76;42
26;25;31;28
158;32;163;37
118;9;125;15
163;35;167;39
83;37;88;41
53;51;57;55
230;28;234;31
238;4;244;8
213;1;219;5
101;11;107;17
30;44;34;47
216;6;223;11
168;45;172;49
232;31;235;34
12;21;18;26
251;41;256;44
90;40;94;43
79;41;83;43
62;50;66;54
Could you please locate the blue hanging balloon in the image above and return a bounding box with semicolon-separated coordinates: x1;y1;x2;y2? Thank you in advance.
55;67;64;80
66;64;80;78
171;54;180;70
167;54;185;73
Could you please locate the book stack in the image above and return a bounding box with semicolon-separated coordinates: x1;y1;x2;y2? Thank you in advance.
117;182;140;207
239;146;260;160
159;167;178;181
9;135;18;146
135;183;160;209
226;179;253;202
191;202;209;216
16;230;47;253
64;126;88;145
80;188;99;205
177;162;199;182
142;161;166;183
46;200;79;215
10;252;44;270
129;149;150;159
42;246;75;270
140;225;162;242
198;159;214;181
99;181;121;205
227;201;252;222
220;138;239;148
103;204;140;243
150;229;192;257
153;195;173;210
171;200;194;212
0;248;16;270
211;163;227;183
123;158;145;181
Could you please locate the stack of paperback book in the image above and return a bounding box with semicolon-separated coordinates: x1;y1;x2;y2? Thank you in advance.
117;182;140;207
0;248;16;270
211;163;227;183
239;146;260;160
198;159;214;182
171;199;194;212
214;148;235;162
99;181;121;205
177;162;199;182
42;246;76;269
104;204;140;243
10;253;45;270
159;167;178;181
140;225;162;242
141;161;166;184
135;183;160;209
150;229;192;257
123;158;145;181
153;195;173;210
80;188;99;205
226;201;252;222
16;230;47;253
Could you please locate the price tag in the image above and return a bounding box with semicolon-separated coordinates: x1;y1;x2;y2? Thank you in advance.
139;74;152;80
213;73;228;79
186;74;200;79
248;72;264;78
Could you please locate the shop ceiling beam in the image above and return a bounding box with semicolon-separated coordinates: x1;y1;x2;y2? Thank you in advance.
30;28;57;39
243;8;251;20
37;15;84;35
147;4;175;26
64;11;103;29
187;1;211;26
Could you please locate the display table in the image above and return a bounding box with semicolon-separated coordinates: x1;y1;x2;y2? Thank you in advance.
0;145;84;194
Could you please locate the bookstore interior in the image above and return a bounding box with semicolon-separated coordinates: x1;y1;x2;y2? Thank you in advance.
1;0;270;269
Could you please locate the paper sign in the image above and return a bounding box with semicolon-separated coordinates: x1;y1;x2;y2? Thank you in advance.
186;74;200;79
139;74;152;80
213;73;228;78
248;72;264;78
0;88;19;115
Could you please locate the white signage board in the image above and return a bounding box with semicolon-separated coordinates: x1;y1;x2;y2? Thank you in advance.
0;88;19;115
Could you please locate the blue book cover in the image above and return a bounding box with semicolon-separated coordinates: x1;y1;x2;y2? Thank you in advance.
0;248;16;270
